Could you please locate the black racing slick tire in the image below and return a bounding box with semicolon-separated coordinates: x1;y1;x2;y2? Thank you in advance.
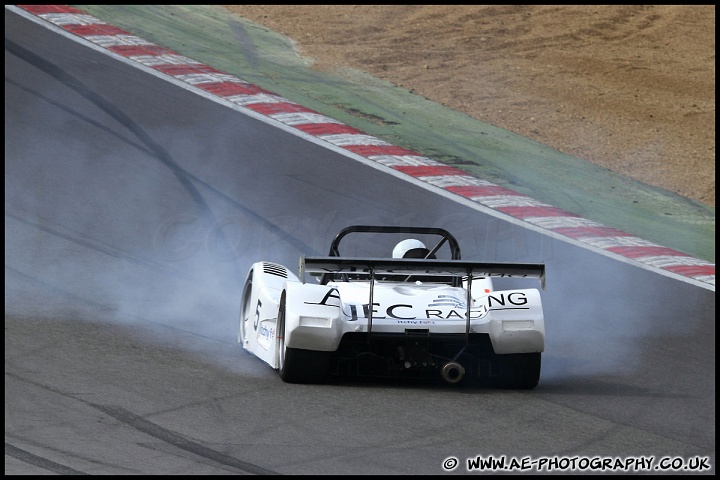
493;352;541;389
276;291;330;384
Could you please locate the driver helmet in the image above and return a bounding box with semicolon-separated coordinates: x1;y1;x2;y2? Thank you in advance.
392;238;434;259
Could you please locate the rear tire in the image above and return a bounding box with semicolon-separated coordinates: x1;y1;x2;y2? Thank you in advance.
276;292;330;384
493;352;541;389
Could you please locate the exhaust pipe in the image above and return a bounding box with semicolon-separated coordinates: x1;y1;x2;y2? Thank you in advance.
440;361;465;384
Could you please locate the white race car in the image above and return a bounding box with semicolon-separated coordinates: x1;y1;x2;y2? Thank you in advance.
238;225;546;388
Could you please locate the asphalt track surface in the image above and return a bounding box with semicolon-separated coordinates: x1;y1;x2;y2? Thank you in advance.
5;7;715;475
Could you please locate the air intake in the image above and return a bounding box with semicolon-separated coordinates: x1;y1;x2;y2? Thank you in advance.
263;262;288;278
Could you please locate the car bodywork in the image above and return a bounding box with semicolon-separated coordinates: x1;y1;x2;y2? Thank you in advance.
238;225;545;388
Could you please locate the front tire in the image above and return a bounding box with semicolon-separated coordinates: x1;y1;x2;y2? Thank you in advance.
238;273;253;348
276;291;330;384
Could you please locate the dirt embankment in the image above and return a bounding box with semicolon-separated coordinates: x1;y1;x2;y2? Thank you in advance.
223;5;715;207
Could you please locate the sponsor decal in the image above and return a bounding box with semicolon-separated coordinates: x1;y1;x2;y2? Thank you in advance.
304;288;340;307
428;294;467;309
341;291;530;321
259;322;275;341
396;319;437;325
257;319;276;351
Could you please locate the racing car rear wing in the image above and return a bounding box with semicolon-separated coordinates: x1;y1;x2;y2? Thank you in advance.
301;256;545;288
